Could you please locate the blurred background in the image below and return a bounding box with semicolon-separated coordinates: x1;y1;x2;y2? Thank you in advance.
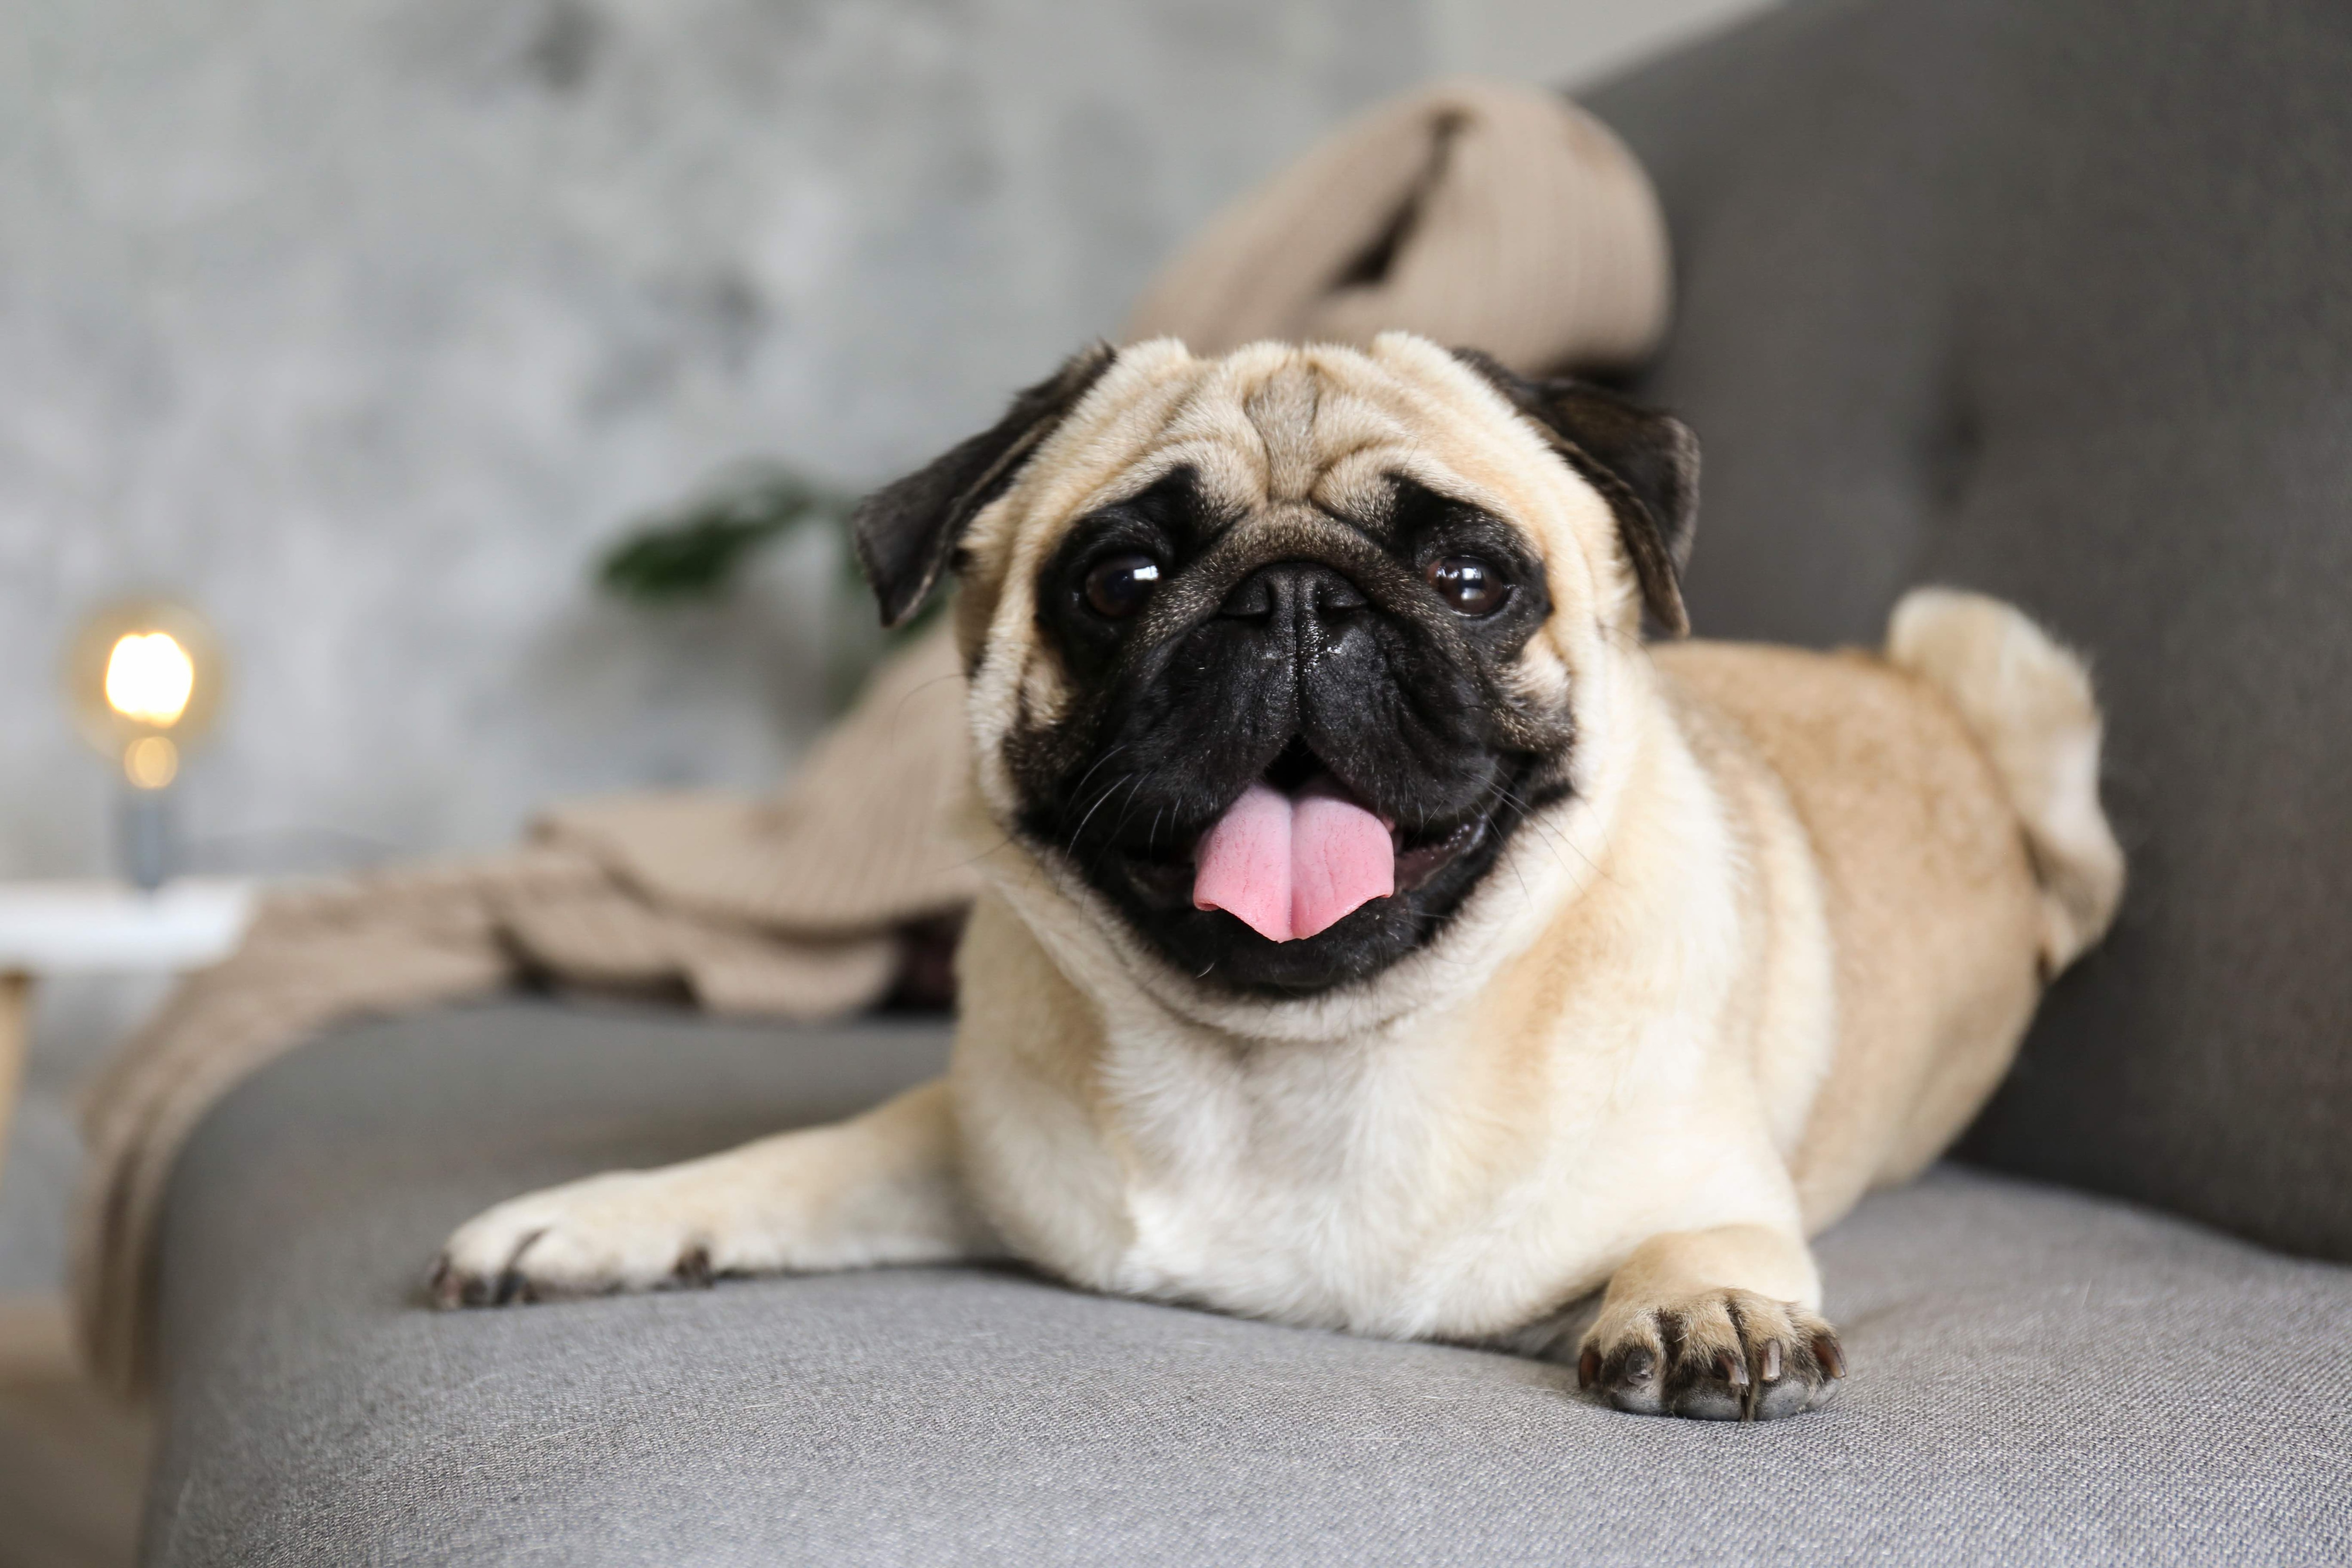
0;0;1772;1306
2;0;1774;887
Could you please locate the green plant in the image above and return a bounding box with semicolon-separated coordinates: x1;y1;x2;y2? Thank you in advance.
594;462;940;710
597;463;859;603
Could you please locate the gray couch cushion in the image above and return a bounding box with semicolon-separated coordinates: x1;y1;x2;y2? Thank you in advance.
143;1001;2352;1566
1583;0;2352;1260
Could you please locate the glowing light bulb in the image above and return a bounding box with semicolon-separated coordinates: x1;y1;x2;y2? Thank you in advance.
64;598;225;887
64;597;225;785
104;632;197;726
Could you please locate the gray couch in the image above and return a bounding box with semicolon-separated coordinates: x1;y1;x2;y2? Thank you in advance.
139;0;2352;1561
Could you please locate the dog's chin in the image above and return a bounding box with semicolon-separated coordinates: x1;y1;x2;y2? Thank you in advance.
1090;809;1502;997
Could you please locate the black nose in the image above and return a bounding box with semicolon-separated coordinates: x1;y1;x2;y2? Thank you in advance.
1219;560;1369;630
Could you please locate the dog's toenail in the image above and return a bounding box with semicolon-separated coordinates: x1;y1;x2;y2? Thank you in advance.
1715;1350;1749;1389
1761;1339;1783;1382
1621;1347;1656;1384
1813;1332;1847;1379
1577;1346;1601;1388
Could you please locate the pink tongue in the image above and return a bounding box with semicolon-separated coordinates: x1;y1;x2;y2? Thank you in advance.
1192;776;1396;942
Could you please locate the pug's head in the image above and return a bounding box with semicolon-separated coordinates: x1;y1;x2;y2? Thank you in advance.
854;333;1696;1000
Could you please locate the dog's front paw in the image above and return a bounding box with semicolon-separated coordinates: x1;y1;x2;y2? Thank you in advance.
1575;1288;1844;1421
430;1171;725;1308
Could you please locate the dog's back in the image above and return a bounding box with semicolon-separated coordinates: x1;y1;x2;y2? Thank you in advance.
1656;589;2124;1230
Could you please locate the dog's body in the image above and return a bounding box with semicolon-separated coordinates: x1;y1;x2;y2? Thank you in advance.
437;335;2122;1420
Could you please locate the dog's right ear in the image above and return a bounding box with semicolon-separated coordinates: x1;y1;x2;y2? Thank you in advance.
853;344;1119;627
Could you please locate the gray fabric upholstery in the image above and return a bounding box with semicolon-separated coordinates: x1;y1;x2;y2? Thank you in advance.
143;1001;2352;1566
1582;0;2352;1258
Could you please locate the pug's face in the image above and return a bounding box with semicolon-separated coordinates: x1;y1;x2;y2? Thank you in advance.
856;334;1697;999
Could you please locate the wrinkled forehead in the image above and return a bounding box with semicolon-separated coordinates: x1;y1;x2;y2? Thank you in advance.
1147;350;1438;522
1007;339;1568;552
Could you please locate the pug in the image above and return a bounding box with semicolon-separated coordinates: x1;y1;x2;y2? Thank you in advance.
434;333;2123;1421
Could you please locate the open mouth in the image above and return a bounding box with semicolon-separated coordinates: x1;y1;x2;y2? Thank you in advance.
1115;738;1490;943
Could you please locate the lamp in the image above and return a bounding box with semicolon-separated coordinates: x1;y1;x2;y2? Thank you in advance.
64;598;226;890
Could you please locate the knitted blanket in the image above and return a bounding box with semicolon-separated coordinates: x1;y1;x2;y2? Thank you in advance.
73;78;1669;1394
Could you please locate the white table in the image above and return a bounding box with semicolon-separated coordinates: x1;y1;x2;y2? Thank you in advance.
0;879;256;1184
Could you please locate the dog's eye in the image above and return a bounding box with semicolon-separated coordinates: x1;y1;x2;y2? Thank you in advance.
1081;553;1162;619
1425;555;1507;616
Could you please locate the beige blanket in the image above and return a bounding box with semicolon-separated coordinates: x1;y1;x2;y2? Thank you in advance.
73;78;1670;1395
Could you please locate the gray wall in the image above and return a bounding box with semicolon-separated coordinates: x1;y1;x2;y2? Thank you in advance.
3;0;1412;880
0;0;1769;885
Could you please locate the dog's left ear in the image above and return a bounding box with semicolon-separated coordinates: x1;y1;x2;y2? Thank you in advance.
1453;349;1699;637
853;343;1119;627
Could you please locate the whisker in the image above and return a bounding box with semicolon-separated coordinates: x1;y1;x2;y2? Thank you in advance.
1066;772;1136;857
1080;771;1160;880
1065;743;1132;806
885;671;968;736
952;832;1018;871
1479;776;1605;884
1103;771;1157;846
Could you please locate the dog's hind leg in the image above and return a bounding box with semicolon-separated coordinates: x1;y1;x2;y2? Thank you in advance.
1572;1224;1845;1422
429;1079;1001;1307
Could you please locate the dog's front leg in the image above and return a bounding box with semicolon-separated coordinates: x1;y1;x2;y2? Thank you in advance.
430;1079;997;1307
1574;1225;1846;1421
